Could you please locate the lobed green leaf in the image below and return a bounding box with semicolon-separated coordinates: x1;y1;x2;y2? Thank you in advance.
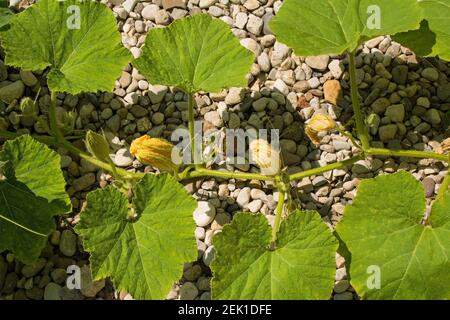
269;0;423;56
0;135;71;263
75;173;198;300
336;171;450;299
211;211;338;299
133;14;254;94
0;0;132;94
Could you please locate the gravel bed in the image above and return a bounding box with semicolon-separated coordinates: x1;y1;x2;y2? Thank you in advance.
0;0;449;300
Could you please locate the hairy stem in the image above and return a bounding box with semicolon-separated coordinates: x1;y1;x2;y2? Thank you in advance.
183;167;275;181
348;51;370;150
366;148;449;162
49;91;65;143
188;93;197;165
289;155;364;181
272;188;285;243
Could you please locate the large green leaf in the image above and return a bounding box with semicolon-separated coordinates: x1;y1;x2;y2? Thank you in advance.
419;0;450;60
211;211;338;299
76;174;197;300
0;135;71;263
0;7;14;29
336;171;450;299
392;20;436;57
269;0;422;56
0;0;132;94
133;14;253;94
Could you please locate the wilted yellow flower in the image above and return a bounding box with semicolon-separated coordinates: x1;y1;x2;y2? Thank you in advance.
305;112;336;145
130;135;178;172
249;139;281;176
85;130;111;163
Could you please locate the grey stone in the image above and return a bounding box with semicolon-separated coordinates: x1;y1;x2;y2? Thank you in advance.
421;68;439;81
0;80;25;103
59;230;77;257
72;173;96;192
114;148;134;167
228;113;240;129
237;187;251;207
385;104;405;122
234;12;248;29
240;38;260;57
162;0;186;9
179;282;198;300
252;97;269;111
305;55;329;71
193;201;216;227
44;283;62;300
130;105;148;118
50;268;67;284
391;65;408;85
122;0;138;13
378;124;398;142
3;272;19;294
246;14;263;35
422;177;435;198
0;259;7;291
21;258;46;278
424;109;441;124
141;4;160;20
334;280;350;294
152;112;165;125
205;110;223;127
80;265;105;298
312;176;328;187
247;199;262;213
328;59;344;79
334;292;353;300
417;97;430;108
106;114;121;132
155;9;170;25
202;245;215;266
148;85;168;104
20;70;38;87
225;88;245;105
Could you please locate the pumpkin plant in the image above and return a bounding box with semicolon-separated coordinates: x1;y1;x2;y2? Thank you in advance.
0;0;449;300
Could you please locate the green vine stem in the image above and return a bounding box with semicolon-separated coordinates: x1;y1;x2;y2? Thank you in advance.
348;51;370;150
271;187;286;243
289;155;364;181
366;148;448;162
180;166;275;181
187;93;197;165
438;169;450;199
49;91;65;144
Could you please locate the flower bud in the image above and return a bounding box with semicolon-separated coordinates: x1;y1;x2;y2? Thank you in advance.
130;135;179;172
20;97;36;117
85;130;111;163
305;112;336;145
249;139;281;176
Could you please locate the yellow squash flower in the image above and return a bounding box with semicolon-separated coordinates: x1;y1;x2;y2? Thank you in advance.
130;135;178;172
305;112;336;145
249;139;281;176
